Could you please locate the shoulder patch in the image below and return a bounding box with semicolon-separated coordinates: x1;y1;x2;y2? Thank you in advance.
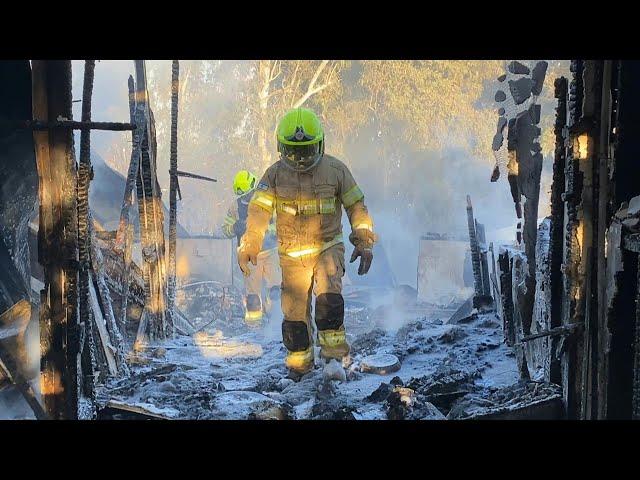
257;182;269;191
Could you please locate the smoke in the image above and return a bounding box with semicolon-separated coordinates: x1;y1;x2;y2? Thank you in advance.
348;141;524;288
72;60;559;300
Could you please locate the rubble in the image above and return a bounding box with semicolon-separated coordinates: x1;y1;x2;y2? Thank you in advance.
213;391;292;420
323;359;347;382
94;293;528;420
438;326;468;344
350;327;386;356
446;381;562;420
405;368;481;415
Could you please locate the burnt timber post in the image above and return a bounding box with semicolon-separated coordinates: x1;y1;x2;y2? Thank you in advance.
133;60;170;346
30;61;137;419
31;60;81;419
603;62;640;419
560;60;587;419
466;196;483;299
548;76;568;386
167;60;179;334
466;195;493;308
76;60;100;413
115;75;139;331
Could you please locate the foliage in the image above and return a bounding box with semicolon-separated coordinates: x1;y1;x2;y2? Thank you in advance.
97;60;570;235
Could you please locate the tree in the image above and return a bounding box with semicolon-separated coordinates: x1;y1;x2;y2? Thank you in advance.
93;60;569;238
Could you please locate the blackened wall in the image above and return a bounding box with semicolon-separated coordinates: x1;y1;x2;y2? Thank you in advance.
0;61;37;291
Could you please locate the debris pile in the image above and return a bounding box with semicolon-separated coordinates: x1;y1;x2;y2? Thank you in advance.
93;281;561;420
177;282;245;336
447;381;562;420
405;368;481;415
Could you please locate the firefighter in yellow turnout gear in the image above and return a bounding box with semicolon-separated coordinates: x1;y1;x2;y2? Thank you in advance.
238;108;376;378
222;170;281;328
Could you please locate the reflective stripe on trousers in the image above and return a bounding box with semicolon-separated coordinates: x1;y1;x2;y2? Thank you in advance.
279;242;345;331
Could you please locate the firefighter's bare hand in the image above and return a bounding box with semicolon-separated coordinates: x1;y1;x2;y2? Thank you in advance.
350;246;373;275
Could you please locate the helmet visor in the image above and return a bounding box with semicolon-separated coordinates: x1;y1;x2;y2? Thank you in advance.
280;142;321;171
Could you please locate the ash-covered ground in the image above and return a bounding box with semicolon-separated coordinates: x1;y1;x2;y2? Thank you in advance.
96;282;559;420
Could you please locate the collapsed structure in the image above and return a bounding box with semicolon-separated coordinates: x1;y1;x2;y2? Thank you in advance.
0;60;189;419
496;60;640;419
3;59;640;420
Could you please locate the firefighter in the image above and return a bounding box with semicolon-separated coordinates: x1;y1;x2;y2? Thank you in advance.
222;170;280;328
238;108;376;379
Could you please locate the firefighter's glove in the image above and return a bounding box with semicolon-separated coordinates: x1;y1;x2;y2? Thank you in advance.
349;229;377;275
238;234;260;277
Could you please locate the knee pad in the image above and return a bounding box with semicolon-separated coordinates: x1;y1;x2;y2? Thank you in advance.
246;294;262;312
315;293;344;331
268;285;281;301
282;320;310;352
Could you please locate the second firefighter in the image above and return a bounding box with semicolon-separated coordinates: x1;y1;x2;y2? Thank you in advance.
223;170;281;327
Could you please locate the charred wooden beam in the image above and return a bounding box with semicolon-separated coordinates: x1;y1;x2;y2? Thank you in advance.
133;60;169;346
5;120;136;131
31;60;81;419
167;60;179;335
114;75;141;253
517;323;583;345
605;61;640;419
489;243;501;313
548;76;568;385
76;60;99;416
115;76;139;331
175;170;217;182
559;60;586;420
498;250;515;346
90;219;129;376
595;60;615;419
577;61;602;420
466;196;483;298
466;198;493;309
634;251;640;419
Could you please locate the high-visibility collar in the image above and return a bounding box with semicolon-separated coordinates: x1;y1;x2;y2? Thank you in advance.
280;233;343;258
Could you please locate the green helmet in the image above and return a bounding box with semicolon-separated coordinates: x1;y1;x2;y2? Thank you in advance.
276;108;325;171
233;170;257;196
